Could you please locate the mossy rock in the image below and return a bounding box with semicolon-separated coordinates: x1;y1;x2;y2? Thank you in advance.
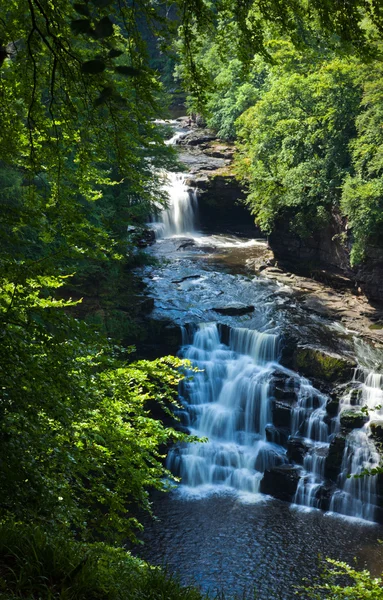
340;409;368;431
349;387;363;405
370;420;383;442
293;345;356;384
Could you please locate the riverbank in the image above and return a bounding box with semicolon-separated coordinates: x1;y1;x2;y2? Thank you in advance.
172;118;383;348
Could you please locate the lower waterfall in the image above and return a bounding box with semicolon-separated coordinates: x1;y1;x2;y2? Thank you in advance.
167;323;381;521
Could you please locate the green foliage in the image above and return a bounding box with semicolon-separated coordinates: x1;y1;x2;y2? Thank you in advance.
0;521;208;599
341;61;383;264
0;277;191;540
303;558;383;599
235;49;362;235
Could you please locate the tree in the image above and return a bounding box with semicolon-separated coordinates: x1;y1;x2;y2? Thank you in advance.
235;46;362;236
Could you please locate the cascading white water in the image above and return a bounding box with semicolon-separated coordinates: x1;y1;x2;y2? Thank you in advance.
167;323;383;521
167;323;286;494
329;370;383;520
157;172;198;237
292;381;330;508
150;121;199;238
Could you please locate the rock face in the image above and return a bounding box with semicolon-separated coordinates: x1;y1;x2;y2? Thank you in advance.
339;409;368;431
268;210;383;304
370;421;383;442
178;128;264;237
139;319;183;358
287;438;312;464
261;465;301;501
325;434;347;482
292;346;356;384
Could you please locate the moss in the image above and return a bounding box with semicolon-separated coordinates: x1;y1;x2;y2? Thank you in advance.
369;322;383;330
293;346;356;383
340;409;368;431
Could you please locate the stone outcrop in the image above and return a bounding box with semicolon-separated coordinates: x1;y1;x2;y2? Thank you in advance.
213;303;255;316
292;345;356;384
268;211;383;305
339;409;368;431
272;401;292;429
261;465;301;501
287;438;312;464
325;434;347;482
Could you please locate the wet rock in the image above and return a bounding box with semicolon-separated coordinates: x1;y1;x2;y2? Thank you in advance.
340;409;368;431
217;323;231;346
177;241;196;250
293;345;356;384
350;387;363;405
265;425;290;447
271;374;298;403
142;319;183;357
325;434;347;482
172;274;201;284
213;303;255;316
272;401;292;429
326;393;340;417
287;438;312;464
316;482;337;511
375;472;383;497
278;334;299;370
261;465;301;502
177;129;216;146
370;420;383;442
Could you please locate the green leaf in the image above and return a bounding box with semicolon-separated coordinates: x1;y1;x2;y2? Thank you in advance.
70;19;93;35
115;66;140;77
81;59;106;74
73;3;90;17
109;49;124;58
91;0;114;7
94;16;114;39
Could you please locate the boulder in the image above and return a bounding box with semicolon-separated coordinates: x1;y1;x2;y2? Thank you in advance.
326;395;340;418
287;437;312;464
370;420;383;442
272;401;292;429
271;374;298;403
177;129;216;146
261;465;301;502
324;434;347;482
213;303;255;316
292;345;356;384
141;319;183;357
340;409;368;431
349;387;363;405
316;482;337;511
265;425;290;447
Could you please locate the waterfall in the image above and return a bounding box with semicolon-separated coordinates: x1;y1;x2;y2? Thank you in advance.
156;172;198;237
292;381;329;508
167;324;383;521
329;370;383;520
167;323;286;494
150;120;199;238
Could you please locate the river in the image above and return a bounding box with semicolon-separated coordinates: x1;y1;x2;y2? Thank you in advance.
135;122;383;599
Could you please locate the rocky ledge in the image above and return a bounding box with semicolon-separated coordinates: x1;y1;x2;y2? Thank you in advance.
175;122;262;237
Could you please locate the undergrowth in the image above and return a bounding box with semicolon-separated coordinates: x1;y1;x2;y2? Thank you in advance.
0;521;207;600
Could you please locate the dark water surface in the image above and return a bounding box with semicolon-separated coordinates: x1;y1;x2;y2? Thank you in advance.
137;490;383;599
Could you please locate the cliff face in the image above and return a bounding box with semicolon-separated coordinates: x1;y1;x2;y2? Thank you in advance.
268;212;383;304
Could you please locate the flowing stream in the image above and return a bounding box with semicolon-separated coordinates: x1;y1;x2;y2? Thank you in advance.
136;122;383;598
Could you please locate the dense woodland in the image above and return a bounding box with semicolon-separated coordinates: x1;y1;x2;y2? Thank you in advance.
1;0;383;598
